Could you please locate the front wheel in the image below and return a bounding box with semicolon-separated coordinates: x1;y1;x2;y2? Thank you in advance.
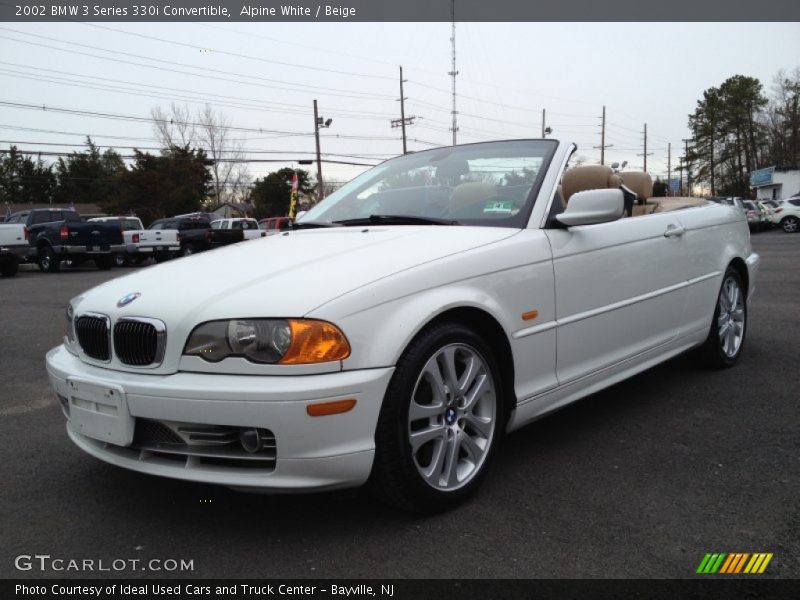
781;216;798;233
38;246;60;273
370;321;504;513
181;243;196;257
114;253;130;267
698;266;747;368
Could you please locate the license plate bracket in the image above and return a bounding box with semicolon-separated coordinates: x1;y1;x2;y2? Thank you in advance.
67;378;134;446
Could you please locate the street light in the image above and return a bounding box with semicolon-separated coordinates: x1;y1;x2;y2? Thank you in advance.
313;100;333;201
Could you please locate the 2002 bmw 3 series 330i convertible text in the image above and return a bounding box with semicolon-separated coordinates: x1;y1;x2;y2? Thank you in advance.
46;139;759;512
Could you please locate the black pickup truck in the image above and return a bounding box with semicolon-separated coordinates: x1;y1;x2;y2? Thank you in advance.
148;215;244;258
6;208;125;272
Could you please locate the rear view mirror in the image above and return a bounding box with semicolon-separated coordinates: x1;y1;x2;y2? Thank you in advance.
556;189;625;227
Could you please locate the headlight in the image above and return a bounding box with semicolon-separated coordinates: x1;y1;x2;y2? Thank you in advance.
65;303;77;351
183;319;350;365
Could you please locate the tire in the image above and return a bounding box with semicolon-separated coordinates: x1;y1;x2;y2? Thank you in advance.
38;245;61;273
698;266;747;368
370;321;505;513
781;216;798;233
129;256;144;266
114;253;130;267
153;253;169;264
181;243;196;257
95;255;113;270
0;258;19;277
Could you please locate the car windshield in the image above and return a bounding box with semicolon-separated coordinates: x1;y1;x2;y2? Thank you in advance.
743;201;756;210
301;140;557;228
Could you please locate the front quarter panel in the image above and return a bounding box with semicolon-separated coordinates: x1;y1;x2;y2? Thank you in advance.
310;229;559;403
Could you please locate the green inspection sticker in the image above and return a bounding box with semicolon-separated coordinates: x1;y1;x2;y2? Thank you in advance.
483;199;514;214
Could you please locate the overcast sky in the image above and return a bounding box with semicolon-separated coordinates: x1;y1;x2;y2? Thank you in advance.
1;21;799;184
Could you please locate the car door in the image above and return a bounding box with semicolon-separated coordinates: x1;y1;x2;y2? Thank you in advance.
545;212;689;384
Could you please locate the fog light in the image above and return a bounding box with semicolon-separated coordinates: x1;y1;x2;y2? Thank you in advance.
239;428;263;453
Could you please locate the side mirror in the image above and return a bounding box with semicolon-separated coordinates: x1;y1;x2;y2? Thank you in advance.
556;188;625;227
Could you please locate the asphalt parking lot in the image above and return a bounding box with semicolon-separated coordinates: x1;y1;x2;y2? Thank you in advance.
1;231;798;579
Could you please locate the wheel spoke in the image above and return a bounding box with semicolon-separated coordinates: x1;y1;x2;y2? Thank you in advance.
464;412;493;438
457;355;479;394
421;358;447;403
462;373;489;413
409;425;445;451
409;399;443;421
441;434;460;487
718;320;730;340
460;432;484;463
440;347;459;392
421;439;447;485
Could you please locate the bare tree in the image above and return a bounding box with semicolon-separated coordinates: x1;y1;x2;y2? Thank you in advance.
151;103;251;207
196;105;251;207
151;103;196;148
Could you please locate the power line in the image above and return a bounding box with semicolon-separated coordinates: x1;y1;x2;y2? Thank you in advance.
0;28;395;101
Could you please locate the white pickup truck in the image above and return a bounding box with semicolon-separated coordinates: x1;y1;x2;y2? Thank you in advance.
89;216;180;266
210;218;265;241
0;223;28;277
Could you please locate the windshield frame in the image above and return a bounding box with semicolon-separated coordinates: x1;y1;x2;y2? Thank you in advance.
301;139;559;229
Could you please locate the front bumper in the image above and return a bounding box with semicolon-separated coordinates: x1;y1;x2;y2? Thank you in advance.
46;345;394;492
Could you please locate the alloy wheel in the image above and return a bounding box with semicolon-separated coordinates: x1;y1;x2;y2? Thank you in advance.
717;276;745;358
407;343;497;491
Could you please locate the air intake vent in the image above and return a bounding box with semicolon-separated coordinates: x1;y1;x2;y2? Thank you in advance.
113;318;165;366
75;314;110;361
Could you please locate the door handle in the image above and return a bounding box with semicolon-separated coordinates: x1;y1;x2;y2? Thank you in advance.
664;225;685;238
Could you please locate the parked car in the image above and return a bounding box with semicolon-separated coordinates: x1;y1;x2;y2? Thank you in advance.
757;199;780;224
5;208;124;272
770;197;800;232
742;200;765;231
210;218;265;240
259;216;293;235
148;215;244;257
90;216;180;266
46;139;759;512
708;196;746;212
0;222;29;277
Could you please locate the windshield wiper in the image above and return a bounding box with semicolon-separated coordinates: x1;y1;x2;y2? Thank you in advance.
291;220;340;230
333;214;459;226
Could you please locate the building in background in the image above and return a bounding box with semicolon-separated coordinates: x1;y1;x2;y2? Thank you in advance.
751;167;800;201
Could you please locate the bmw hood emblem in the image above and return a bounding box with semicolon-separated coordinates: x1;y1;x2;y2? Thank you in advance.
117;292;141;308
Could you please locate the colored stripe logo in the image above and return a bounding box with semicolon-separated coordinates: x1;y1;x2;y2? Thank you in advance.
696;552;773;574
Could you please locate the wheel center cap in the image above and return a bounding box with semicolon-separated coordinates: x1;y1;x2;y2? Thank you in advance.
445;407;457;425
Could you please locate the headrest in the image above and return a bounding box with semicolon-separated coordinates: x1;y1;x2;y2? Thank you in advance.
449;182;495;210
562;166;621;202
618;171;653;201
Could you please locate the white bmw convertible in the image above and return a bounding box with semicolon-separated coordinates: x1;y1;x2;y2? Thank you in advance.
46;140;759;512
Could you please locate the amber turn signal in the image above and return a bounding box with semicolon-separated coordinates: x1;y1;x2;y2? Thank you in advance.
521;310;539;321
306;398;357;417
279;319;351;364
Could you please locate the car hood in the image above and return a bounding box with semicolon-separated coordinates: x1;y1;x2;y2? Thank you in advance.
75;226;519;330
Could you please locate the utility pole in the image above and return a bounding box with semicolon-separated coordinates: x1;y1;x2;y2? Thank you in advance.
448;0;458;145
638;123;653;172
675;158;685;196
541;109;546;138
313;100;333;201
390;65;416;154
667;143;671;197
593;105;612;165
683;138;692;197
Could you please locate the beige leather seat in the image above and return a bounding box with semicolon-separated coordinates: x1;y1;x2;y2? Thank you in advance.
449;182;496;217
618;172;657;216
562;165;621;204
